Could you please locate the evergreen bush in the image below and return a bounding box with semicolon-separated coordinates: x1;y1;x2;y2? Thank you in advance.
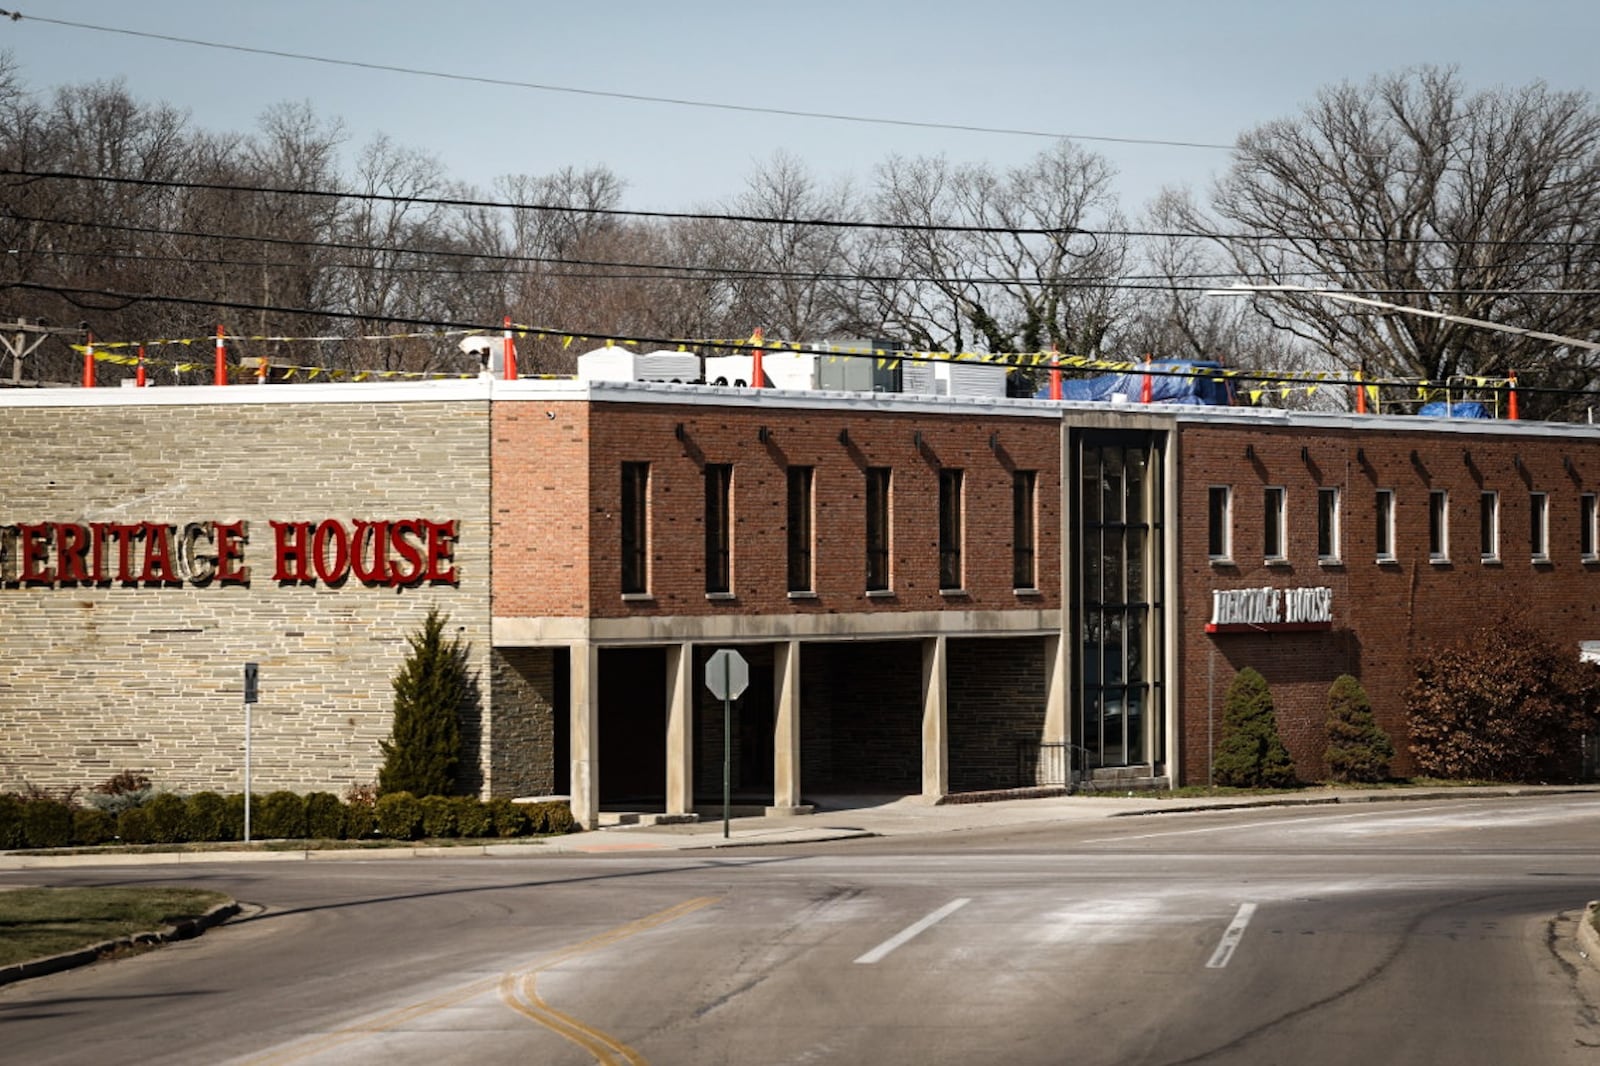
21;798;74;848
72;807;115;845
1213;667;1297;788
185;792;230;842
117;806;153;844
379;608;469;797
453;796;493;838
342;799;376;840
419;795;457;838
304;792;346;839
487;798;527;837
374;791;423;840
1325;675;1395;783
1408;615;1600;781
88;770;153;815
144;792;189;843
223;794;250;840
520;800;575;835
0;794;23;849
256;791;307;839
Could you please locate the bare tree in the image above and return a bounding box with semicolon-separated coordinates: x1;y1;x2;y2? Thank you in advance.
1201;67;1600;419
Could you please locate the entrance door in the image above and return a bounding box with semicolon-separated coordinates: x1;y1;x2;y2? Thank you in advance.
1073;430;1164;770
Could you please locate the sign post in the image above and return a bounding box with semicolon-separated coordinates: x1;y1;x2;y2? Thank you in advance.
243;662;259;843
704;648;749;838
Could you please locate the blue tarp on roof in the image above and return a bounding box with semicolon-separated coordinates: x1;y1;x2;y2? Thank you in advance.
1034;360;1232;405
1417;401;1492;419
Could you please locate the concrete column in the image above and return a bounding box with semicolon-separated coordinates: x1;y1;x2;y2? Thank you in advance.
920;635;948;802
665;642;695;816
569;641;601;830
769;640;810;814
1043;633;1069;787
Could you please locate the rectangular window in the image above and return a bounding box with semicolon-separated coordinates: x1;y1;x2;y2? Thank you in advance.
704;463;732;594
1207;486;1232;560
1530;492;1549;561
621;462;649;594
1317;487;1340;562
1583;494;1598;560
1263;487;1286;561
1012;470;1037;589
1375;489;1396;561
939;468;964;591
1429;490;1450;562
866;467;891;591
1480;491;1499;562
786;466;814;593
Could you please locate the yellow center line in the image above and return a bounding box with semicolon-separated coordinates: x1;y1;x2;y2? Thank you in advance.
236;896;719;1066
499;896;718;1065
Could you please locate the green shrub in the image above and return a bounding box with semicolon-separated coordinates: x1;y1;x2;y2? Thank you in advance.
144;792;189;844
72;807;115;845
1409;616;1600;781
486;798;527;837
0;794;23;849
1325;675;1395;783
1213;667;1297;788
379;608;469;797
21;798;74;848
304;792;345;839
117;806;153;844
256;791;307;839
453;796;493;838
419;795;457;838
519;800;575;835
223;793;249;840
185;792;230;842
374;791;423;840
342;799;376;839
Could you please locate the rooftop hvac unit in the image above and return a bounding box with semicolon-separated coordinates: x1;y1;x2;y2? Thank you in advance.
576;347;702;384
705;352;819;390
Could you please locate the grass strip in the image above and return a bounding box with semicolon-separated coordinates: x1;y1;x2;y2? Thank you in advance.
0;886;229;966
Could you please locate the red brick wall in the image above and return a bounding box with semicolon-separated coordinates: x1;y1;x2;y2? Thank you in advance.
492;401;591;617
493;398;1061;619
1177;421;1600;785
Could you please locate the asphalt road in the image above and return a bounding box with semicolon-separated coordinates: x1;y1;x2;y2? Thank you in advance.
3;794;1599;1065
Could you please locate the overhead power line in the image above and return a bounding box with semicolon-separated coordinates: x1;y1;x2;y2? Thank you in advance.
0;10;1237;152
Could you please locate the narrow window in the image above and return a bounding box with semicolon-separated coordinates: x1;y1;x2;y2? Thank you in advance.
1530;492;1549;561
1263;487;1286;561
1012;470;1037;589
1583;494;1598;560
866;467;891;591
621;462;649;594
1428;489;1450;562
704;463;732;594
786;466;814;593
939;468;964;591
1375;489;1395;561
1317;487;1340;562
1480;491;1499;562
1207;486;1232;561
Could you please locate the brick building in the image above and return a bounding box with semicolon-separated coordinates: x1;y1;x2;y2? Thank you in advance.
3;378;1597;828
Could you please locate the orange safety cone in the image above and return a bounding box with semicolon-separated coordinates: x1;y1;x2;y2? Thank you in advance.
214;325;228;386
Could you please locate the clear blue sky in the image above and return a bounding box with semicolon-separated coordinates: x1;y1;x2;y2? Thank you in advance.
5;1;1597;216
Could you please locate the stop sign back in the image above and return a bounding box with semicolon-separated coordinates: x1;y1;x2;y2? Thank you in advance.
705;648;749;700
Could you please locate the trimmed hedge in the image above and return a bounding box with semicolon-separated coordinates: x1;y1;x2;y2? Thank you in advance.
0;789;576;849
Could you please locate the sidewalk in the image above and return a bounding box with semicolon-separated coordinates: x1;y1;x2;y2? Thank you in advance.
3;784;1597;869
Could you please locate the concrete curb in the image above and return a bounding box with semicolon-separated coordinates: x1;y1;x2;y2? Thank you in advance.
1106;786;1600;818
0;899;240;987
1578;901;1600;967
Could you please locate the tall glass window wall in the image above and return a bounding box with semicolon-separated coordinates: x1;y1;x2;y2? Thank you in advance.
1073;431;1164;771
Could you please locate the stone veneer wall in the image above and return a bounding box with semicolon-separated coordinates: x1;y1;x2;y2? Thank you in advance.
0;388;494;797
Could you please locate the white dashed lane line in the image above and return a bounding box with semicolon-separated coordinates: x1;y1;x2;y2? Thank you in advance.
853;898;972;965
1206;902;1258;969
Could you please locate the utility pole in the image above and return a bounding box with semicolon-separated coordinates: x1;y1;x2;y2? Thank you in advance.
0;318;87;387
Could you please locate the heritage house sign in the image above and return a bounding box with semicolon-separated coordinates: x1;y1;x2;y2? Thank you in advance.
1206;585;1333;633
0;518;459;588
